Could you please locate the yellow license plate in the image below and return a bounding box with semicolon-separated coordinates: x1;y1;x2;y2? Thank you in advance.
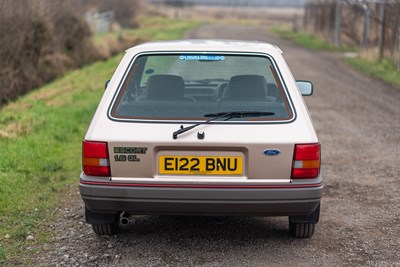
159;156;243;175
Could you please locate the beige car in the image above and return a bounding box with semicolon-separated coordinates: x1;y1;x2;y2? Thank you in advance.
80;40;322;238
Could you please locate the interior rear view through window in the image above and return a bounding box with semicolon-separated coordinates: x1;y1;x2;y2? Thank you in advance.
111;54;293;121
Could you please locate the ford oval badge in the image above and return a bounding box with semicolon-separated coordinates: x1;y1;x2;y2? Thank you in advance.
263;149;281;156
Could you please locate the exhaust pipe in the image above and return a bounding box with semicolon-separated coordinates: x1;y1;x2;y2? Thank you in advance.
120;216;130;226
119;212;130;227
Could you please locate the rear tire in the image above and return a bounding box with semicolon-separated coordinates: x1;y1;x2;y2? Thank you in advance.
92;223;119;236
289;221;315;238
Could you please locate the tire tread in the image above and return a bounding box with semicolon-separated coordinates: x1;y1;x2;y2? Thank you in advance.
289;221;315;238
92;223;119;236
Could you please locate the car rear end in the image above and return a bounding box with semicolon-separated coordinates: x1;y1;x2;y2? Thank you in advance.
79;40;323;238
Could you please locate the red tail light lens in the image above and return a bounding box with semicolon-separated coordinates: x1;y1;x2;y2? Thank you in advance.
82;141;110;176
292;143;320;179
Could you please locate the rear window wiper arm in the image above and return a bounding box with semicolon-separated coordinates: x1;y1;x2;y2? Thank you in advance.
172;111;275;139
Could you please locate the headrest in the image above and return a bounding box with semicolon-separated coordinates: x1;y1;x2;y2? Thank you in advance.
227;75;267;99
146;75;185;99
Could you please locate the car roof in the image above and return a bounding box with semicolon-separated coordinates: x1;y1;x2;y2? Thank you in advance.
126;39;283;54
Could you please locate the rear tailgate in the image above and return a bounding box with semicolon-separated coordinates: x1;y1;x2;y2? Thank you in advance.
104;123;312;183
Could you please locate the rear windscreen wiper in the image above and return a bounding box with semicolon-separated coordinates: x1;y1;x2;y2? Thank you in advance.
172;111;275;139
189;78;228;84
204;111;275;118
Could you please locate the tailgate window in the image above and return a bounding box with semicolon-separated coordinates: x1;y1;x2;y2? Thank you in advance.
110;53;293;122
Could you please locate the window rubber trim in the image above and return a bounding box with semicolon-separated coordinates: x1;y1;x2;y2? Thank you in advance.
107;51;297;125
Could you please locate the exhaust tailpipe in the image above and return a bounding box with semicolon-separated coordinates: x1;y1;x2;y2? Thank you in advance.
119;212;130;226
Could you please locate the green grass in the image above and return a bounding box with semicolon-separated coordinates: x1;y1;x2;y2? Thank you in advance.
346;57;400;87
0;16;200;265
271;26;400;88
0;56;120;266
271;26;357;52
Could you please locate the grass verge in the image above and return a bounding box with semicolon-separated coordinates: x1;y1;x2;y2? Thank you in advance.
0;16;201;265
270;26;357;52
346;57;400;87
271;26;400;87
94;16;201;53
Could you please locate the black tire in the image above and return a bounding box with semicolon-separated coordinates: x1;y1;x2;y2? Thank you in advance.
289;221;315;238
92;223;119;236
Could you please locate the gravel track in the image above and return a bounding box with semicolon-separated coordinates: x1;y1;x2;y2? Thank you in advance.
33;24;400;266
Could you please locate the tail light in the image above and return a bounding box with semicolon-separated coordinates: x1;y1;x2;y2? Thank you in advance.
291;143;320;179
82;141;110;176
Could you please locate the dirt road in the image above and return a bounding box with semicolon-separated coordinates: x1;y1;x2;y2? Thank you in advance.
34;25;400;266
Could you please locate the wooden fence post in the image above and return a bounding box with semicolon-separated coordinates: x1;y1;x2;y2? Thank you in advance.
378;2;386;61
334;0;341;47
362;3;370;47
397;25;400;70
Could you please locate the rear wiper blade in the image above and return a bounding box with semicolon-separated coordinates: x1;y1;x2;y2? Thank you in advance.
204;111;275;118
187;79;228;84
172;111;275;139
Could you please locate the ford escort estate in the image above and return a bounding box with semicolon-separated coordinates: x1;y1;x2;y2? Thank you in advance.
80;40;323;238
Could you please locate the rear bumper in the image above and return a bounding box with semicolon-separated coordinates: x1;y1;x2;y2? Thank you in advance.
79;179;323;216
